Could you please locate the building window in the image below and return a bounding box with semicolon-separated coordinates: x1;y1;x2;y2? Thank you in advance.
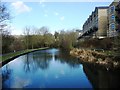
110;6;115;14
111;14;115;21
110;23;115;30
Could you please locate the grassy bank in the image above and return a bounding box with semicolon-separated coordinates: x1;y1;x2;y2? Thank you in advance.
0;47;49;66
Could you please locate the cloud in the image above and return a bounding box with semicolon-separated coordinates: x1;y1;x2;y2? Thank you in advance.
60;16;65;21
44;10;48;13
41;4;45;8
11;1;31;14
3;0;113;2
10;25;23;35
44;14;48;17
39;0;46;8
39;0;45;4
54;12;59;16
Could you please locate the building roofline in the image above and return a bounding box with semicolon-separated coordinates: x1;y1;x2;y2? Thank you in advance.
96;6;109;9
109;1;120;6
82;6;109;28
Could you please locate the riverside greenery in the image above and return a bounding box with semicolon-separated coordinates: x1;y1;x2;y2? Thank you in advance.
0;47;49;62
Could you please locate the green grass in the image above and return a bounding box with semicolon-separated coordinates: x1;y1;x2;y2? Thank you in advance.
97;50;119;56
103;50;114;55
0;47;49;62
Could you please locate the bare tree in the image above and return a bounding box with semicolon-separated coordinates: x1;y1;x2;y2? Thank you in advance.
58;30;78;50
39;26;49;35
0;2;10;33
23;26;31;50
0;2;10;23
0;2;14;54
37;26;49;47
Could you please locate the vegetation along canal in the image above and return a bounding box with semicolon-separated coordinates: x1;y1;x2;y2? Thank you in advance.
1;49;120;88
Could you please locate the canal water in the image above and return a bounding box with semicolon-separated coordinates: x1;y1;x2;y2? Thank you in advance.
1;48;120;89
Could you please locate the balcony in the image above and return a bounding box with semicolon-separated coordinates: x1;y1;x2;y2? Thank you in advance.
77;27;98;40
116;24;120;32
115;5;120;13
115;16;120;24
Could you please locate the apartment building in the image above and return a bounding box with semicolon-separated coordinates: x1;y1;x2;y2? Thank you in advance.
79;7;109;39
78;0;120;40
108;1;120;37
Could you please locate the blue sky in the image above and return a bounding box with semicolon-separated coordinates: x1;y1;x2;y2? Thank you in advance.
6;1;113;35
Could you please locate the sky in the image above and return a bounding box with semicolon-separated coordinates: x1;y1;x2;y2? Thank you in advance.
4;0;114;35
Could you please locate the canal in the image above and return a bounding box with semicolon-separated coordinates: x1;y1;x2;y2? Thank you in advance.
1;48;120;88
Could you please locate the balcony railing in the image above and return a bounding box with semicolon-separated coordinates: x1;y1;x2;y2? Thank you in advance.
115;5;120;13
77;27;98;40
115;16;120;24
116;24;120;32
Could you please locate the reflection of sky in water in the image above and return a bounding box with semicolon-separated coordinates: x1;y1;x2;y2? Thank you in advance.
11;76;31;88
2;49;92;88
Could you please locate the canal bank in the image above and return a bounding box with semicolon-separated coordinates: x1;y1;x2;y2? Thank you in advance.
0;47;49;67
70;48;120;71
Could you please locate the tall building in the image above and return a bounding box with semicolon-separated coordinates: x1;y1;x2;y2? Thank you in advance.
79;7;109;39
78;0;120;40
108;0;120;37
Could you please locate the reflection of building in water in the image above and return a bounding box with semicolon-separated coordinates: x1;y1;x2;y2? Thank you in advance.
83;64;120;89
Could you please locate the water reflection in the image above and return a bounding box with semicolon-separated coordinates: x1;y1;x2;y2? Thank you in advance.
24;54;31;72
1;48;120;88
1;49;92;88
2;65;12;81
23;50;53;73
23;49;80;73
32;51;51;70
83;63;120;89
55;50;81;68
2;65;12;88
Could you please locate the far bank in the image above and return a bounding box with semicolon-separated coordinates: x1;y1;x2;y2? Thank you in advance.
70;48;120;71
